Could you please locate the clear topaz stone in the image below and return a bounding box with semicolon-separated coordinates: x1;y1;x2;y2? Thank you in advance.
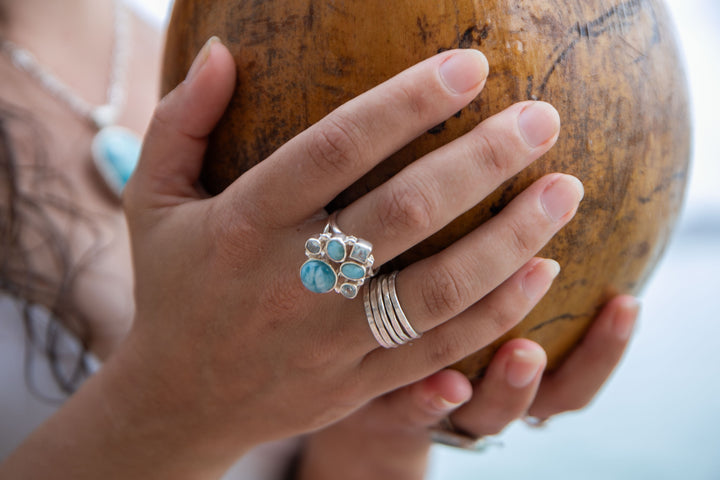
340;283;358;299
301;260;337;293
305;238;322;255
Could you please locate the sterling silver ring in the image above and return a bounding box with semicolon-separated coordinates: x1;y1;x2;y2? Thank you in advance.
430;418;501;452
300;212;375;299
364;271;421;348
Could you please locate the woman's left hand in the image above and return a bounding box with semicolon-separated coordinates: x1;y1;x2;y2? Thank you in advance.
297;294;639;480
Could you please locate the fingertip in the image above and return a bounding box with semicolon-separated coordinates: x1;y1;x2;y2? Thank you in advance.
501;339;547;389
540;173;585;223
130;38;237;205
517;101;561;148
178;37;237;137
422;369;473;412
438;49;489;95
522;258;561;302
610;295;640;341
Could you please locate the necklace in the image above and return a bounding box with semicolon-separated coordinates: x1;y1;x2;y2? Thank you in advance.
0;0;141;199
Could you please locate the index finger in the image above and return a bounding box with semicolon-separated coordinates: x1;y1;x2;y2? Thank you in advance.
229;49;489;226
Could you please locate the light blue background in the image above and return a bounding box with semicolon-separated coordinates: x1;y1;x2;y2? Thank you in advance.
141;1;719;477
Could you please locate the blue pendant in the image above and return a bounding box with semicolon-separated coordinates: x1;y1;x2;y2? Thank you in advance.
91;126;142;198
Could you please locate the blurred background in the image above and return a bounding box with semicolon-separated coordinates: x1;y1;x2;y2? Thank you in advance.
131;0;719;477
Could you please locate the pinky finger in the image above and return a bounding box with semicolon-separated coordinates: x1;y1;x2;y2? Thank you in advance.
527;295;639;419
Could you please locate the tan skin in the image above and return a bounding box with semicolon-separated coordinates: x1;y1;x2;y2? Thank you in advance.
0;2;638;478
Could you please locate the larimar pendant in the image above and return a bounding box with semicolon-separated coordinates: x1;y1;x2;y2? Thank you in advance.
91;125;141;199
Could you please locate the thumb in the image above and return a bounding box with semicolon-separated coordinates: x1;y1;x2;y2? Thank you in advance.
124;36;236;210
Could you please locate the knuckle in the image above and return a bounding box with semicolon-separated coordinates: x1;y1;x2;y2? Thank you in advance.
305;111;369;177
210;204;264;266
425;331;468;368
259;274;312;326
376;176;437;236
480;300;520;339
419;262;469;320
396;83;428;121
468;130;508;177
291;338;339;374
490;299;523;333
502;216;536;259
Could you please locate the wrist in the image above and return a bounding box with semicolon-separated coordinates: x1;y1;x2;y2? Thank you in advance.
95;329;260;478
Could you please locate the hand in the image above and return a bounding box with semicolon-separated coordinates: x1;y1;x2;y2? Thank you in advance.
1;38;582;479
118;37;581;471
0;38;583;478
296;295;638;480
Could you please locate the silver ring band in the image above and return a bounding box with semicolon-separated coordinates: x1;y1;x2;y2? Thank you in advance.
380;275;412;343
363;279;394;349
364;271;421;348
386;271;420;339
430;418;499;452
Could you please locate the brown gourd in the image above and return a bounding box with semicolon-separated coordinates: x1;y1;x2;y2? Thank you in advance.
161;0;691;379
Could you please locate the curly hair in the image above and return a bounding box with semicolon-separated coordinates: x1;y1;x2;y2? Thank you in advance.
0;100;96;401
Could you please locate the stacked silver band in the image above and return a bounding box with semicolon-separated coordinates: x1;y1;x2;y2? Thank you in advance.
363;271;421;348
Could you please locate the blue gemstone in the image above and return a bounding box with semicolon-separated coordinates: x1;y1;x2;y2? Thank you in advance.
327;238;346;262
340;262;365;280
91;126;141;196
349;241;371;263
300;260;337;293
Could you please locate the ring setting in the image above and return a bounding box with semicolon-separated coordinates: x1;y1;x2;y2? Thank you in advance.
300;213;375;299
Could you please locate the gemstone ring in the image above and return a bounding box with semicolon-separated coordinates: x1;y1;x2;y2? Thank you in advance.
300;212;376;299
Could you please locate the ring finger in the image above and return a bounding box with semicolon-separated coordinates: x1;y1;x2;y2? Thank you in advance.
313;172;582;355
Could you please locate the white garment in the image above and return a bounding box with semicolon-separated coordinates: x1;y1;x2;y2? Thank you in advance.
0;295;299;478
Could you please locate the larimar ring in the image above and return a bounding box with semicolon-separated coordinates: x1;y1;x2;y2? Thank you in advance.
300;212;375;299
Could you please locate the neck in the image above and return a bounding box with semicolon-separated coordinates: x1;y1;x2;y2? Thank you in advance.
0;0;118;106
1;0;112;40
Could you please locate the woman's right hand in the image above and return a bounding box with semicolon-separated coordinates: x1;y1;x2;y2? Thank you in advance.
1;38;581;479
121;37;580;460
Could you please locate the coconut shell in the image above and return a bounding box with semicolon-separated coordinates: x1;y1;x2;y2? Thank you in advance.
161;0;691;379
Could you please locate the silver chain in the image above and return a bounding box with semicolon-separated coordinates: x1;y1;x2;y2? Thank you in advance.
0;0;131;129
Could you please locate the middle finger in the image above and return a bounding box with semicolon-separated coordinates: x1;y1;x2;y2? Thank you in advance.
336;100;560;265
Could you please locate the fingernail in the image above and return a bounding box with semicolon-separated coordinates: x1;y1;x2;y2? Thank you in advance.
613;298;640;341
439;50;489;94
522;259;560;301
432;395;465;412
506;347;546;389
541;175;584;222
518;102;560;148
185;36;221;83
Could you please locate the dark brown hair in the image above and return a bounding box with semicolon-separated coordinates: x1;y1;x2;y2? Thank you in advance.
0;100;94;401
